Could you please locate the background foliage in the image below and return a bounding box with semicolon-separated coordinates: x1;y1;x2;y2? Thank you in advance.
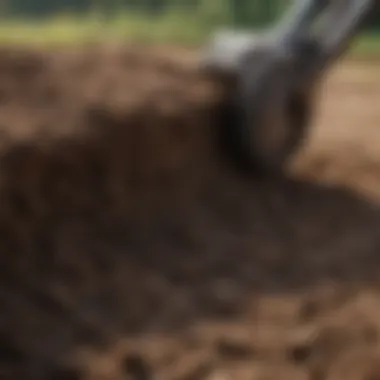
2;0;377;30
0;0;377;50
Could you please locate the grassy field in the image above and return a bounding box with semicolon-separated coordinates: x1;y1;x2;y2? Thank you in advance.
0;12;378;58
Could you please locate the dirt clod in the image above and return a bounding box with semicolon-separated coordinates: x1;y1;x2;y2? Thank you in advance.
0;44;379;379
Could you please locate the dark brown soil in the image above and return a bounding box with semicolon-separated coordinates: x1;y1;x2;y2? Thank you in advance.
0;43;380;380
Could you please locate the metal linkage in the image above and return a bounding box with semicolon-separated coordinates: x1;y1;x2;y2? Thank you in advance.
271;0;328;46
313;0;374;69
202;0;375;79
271;0;375;83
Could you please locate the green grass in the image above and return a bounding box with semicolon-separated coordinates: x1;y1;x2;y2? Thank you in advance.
0;12;378;58
0;12;219;46
349;33;380;58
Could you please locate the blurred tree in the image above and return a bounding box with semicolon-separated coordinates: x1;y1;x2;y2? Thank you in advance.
2;0;378;32
0;0;7;18
7;0;92;17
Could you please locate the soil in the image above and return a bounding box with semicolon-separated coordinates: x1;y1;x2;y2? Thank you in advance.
0;43;379;380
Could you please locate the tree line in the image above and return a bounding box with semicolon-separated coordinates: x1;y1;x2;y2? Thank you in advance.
1;0;378;31
2;0;287;25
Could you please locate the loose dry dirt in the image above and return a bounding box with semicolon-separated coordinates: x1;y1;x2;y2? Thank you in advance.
0;44;379;380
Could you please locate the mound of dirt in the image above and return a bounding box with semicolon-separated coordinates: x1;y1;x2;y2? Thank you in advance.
0;44;380;380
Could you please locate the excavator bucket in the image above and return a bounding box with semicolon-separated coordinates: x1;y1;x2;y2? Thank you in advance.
201;0;375;174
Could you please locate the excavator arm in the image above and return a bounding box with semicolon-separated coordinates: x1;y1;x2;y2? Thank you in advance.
201;0;377;174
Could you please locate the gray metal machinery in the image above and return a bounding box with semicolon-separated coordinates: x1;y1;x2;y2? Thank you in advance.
201;0;376;174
